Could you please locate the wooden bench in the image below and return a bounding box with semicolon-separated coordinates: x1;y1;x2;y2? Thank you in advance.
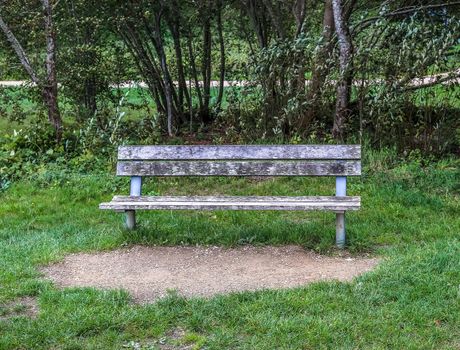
100;145;361;248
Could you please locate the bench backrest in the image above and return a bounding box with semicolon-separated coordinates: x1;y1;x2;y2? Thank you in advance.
117;145;361;177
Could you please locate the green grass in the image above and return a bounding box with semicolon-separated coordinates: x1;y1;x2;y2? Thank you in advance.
0;152;459;349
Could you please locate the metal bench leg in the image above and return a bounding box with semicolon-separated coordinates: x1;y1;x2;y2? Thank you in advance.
336;212;345;248
125;176;142;230
125;210;136;230
335;176;347;248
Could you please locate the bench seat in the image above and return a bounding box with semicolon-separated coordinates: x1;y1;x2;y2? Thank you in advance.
100;195;361;211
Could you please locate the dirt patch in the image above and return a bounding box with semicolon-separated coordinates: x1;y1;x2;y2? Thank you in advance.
121;328;195;350
0;296;39;320
42;245;379;303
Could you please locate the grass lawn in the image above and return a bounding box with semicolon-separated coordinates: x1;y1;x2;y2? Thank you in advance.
0;150;459;349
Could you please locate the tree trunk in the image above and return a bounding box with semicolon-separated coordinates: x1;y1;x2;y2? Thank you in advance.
167;3;190;118
171;26;189;115
0;16;40;85
1;5;63;142
243;0;268;48
119;28;167;115
42;0;63;142
261;0;285;40
298;0;334;132
201;16;212;123
216;0;226;110
153;12;176;136
187;29;203;112
84;77;97;117
293;0;306;37
42;87;62;139
332;0;353;141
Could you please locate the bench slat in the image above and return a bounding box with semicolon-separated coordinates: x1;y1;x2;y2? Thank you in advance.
100;195;360;211
116;160;361;176
118;145;361;160
111;195;359;202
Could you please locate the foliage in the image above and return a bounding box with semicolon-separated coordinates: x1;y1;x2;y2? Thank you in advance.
0;0;459;166
251;34;318;137
55;0;137;121
352;8;460;153
0;89;161;190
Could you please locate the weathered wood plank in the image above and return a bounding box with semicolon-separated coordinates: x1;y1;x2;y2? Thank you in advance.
100;203;361;211
116;160;361;176
99;195;360;211
112;195;360;202
118;145;361;160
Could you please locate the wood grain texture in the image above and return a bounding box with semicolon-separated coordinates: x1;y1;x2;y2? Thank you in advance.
111;195;360;202
116;160;361;176
99;195;360;211
118;145;361;160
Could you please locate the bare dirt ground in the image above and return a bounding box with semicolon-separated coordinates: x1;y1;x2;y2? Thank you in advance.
42;245;379;303
0;297;39;320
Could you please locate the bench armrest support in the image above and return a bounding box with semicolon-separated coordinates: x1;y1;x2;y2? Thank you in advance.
130;176;142;196
126;176;142;229
335;176;347;197
335;176;347;248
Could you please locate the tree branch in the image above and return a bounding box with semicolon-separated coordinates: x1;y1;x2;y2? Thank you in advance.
381;1;460;18
0;14;40;84
355;1;460;30
402;71;460;92
261;0;285;40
